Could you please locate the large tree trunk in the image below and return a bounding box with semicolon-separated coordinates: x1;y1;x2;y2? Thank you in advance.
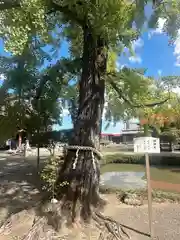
56;26;107;222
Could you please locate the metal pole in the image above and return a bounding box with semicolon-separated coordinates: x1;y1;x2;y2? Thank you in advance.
145;153;153;238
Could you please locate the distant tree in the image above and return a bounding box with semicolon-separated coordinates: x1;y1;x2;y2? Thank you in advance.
0;46;66;141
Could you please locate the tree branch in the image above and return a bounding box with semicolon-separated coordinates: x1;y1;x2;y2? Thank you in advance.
0;0;84;26
109;78;170;108
50;2;84;26
0;0;20;10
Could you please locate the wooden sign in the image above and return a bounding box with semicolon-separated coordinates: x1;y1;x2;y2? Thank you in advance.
133;137;158;238
134;137;160;153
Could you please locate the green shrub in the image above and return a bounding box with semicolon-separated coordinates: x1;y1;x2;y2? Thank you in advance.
103;153;144;165
102;153;180;166
41;155;68;194
99;185;180;202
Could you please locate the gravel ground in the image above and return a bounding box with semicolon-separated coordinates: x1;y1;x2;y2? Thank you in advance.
0;153;180;239
104;195;180;240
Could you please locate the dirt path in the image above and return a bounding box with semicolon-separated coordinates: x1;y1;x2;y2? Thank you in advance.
104;194;180;240
151;180;180;193
0;155;180;239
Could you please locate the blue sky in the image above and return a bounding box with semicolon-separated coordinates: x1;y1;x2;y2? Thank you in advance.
1;18;180;134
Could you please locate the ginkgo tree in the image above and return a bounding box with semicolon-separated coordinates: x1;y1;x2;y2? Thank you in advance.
0;0;180;238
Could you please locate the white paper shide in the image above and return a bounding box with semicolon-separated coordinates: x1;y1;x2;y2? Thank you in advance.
133;137;160;153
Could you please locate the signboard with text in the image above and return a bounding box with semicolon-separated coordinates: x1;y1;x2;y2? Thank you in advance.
134;137;160;153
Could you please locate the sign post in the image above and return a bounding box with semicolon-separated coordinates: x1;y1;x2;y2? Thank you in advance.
134;137;160;238
145;152;152;238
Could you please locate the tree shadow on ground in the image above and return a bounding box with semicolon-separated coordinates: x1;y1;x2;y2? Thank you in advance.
0;155;150;239
0;155;48;224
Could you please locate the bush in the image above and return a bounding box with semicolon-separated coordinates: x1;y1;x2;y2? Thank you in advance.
103;153;144;165
99;186;180;203
102;153;180;166
41;155;68;194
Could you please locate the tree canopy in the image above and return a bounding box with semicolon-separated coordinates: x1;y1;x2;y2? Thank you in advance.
0;1;179;54
0;1;179;127
0;43;65;141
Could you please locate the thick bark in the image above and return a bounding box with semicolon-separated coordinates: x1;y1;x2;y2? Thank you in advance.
56;26;107;222
73;26;107;148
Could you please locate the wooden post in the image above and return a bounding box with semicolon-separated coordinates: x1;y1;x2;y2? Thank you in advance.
145;153;153;238
37;131;40;172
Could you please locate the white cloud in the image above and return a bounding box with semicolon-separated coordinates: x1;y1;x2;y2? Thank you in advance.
129;55;142;63
128;38;143;64
102;99;108;120
132;38;144;50
173;30;180;67
148;18;166;39
172;87;180;94
60;108;70;117
115;61;120;71
0;74;6;80
175;57;180;67
174;30;180;55
115;62;128;71
101;121;123;134
148;18;180;67
102;109;106;120
157;69;162;76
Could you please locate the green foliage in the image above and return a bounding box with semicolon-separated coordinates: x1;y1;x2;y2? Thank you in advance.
100;187;180;203
148;1;180;39
103;153;144;165
41;155;69;193
0;40;64;137
0;0;180;136
0;0;49;54
0;0;179;55
107;51;118;73
137;76;180;135
105;68;155;123
107;73;180;132
160;128;180;143
0;0;175;55
103;153;180;166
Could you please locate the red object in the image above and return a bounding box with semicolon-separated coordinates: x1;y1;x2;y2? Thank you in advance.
140;118;148;125
101;133;121;137
140;113;168;126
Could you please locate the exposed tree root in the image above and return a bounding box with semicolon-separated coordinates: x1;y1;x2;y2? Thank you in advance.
0;146;129;240
22;217;58;240
0;204;130;240
0;210;34;235
93;211;130;240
